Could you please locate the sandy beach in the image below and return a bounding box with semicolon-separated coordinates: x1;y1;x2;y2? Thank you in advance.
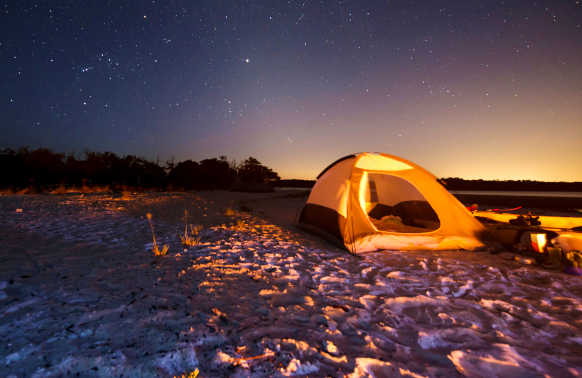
1;190;582;377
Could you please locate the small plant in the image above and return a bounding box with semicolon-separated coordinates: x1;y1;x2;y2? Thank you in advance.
225;201;236;216
51;186;67;195
236;219;245;228
122;190;132;200
190;223;203;236
19;186;37;195
153;243;169;256
93;185;110;192
180;211;202;246
147;213;169;256
173;369;199;378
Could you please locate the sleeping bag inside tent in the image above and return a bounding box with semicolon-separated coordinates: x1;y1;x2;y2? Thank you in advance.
296;152;496;253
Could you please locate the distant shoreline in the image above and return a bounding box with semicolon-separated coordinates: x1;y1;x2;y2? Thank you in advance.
451;193;582;213
450;190;582;198
273;186;582;213
275;179;582;193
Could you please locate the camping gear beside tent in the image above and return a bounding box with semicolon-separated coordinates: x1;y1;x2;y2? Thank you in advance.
474;211;582;253
296;152;497;253
476;217;559;249
473;211;582;231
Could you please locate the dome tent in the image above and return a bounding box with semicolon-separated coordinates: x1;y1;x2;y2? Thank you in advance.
296;152;496;253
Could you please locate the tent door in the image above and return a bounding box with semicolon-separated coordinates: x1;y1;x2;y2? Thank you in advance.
364;173;441;233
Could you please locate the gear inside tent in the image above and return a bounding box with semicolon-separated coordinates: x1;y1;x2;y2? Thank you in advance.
296;152;498;253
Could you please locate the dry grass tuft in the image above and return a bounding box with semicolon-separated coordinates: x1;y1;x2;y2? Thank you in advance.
180;235;200;246
190;223;203;236
146;213;169;256
173;369;199;378
93;185;110;192
180;210;202;246
152;243;170;256
225;201;236;216
17;186;37;195
51;186;67;195
0;188;14;195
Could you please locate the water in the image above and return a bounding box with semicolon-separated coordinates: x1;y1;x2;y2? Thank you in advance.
275;188;582;198
450;190;582;198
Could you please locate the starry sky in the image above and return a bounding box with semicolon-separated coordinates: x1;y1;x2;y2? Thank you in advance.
2;1;582;181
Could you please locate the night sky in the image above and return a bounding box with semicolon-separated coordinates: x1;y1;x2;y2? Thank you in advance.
2;1;581;181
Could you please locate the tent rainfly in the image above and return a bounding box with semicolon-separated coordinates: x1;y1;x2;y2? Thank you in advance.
296;152;496;253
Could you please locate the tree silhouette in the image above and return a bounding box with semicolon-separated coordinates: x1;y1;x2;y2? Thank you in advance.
0;148;24;188
198;157;236;189
167;160;200;189
167;157;237;190
237;157;280;181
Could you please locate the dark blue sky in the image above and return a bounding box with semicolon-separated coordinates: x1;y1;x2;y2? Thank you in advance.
2;1;581;180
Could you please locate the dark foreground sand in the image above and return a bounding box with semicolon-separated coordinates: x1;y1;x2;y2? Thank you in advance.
1;190;581;378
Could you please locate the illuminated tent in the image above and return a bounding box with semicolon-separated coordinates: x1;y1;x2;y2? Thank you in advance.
297;152;495;253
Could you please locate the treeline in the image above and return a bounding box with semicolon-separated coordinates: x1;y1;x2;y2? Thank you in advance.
0;147;280;192
441;178;582;192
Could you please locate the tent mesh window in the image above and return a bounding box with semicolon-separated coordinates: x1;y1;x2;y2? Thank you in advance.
365;173;440;233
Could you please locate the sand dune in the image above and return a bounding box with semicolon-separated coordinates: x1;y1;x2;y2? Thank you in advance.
1;190;581;377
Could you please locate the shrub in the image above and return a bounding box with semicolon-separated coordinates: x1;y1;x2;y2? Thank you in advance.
225;201;236;216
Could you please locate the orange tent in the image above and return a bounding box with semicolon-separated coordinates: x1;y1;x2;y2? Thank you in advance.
297;152;496;253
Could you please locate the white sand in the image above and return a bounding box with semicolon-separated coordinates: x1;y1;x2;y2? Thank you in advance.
1;190;581;377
